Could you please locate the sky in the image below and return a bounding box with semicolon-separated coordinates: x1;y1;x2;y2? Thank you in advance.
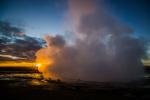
0;0;150;61
0;0;149;38
106;0;150;38
0;0;68;37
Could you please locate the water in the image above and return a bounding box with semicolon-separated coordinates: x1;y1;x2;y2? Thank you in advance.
0;66;46;86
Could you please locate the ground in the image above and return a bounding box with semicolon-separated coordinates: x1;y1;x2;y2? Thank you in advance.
0;75;150;100
0;67;150;100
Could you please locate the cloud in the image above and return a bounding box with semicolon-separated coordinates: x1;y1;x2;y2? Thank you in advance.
0;20;43;60
0;20;24;36
0;54;26;60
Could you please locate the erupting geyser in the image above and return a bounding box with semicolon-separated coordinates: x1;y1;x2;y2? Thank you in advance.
36;0;145;82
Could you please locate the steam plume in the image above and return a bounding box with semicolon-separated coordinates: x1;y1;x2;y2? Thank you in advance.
36;0;145;82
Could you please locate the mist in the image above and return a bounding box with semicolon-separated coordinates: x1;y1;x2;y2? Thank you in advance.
36;0;145;82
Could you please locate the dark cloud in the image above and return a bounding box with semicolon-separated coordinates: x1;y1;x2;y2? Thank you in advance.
0;20;43;60
0;20;24;36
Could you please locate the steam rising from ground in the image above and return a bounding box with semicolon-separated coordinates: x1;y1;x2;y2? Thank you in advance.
36;0;145;82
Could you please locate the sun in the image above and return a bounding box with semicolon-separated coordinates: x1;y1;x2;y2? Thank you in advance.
35;63;42;68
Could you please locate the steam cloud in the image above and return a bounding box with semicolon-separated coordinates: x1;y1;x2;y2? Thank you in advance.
36;0;145;82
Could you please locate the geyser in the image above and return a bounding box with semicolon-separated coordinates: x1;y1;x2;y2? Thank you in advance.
36;0;145;82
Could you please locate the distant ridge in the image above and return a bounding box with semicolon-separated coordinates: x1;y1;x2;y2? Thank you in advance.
0;67;39;73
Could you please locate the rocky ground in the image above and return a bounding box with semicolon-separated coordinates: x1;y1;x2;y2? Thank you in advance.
0;73;150;100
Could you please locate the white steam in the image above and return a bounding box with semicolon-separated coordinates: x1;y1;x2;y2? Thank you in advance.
36;0;145;82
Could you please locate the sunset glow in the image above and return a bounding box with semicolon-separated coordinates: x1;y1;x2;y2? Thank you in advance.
0;61;36;67
35;63;42;68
